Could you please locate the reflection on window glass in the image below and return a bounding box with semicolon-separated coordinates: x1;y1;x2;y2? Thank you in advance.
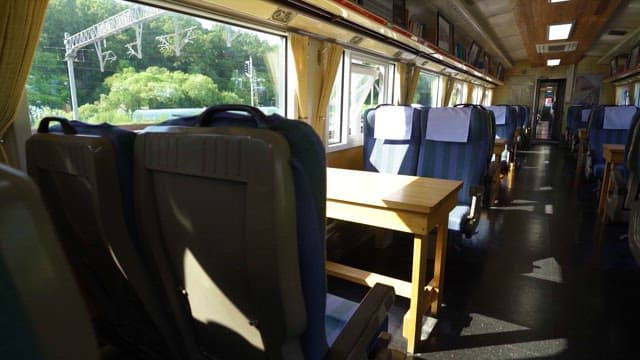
483;88;493;106
448;81;465;106
27;0;286;127
327;59;344;145
326;51;393;147
635;82;640;107
412;71;439;107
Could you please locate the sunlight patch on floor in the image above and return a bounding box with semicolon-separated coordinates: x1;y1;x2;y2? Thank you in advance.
522;257;563;283
460;313;529;336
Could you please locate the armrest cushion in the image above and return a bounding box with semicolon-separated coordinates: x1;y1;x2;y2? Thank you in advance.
326;284;395;360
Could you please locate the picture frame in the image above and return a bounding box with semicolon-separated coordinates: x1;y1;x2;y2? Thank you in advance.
616;54;629;73
496;62;504;81
437;13;453;53
628;44;639;70
482;52;490;74
610;58;617;76
467;41;480;66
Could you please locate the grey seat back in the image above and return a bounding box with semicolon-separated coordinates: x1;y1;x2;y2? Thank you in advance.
0;164;99;360
134;126;306;359
26;118;183;359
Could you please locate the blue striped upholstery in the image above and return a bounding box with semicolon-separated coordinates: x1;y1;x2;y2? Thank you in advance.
567;105;582;134
417;107;491;233
487;105;517;146
185;110;390;358
363;105;423;175
588;105;640;178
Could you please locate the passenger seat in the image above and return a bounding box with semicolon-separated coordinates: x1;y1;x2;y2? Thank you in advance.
26;117;184;359
0;163;99;360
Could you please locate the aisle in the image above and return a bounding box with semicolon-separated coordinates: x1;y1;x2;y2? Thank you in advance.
329;145;640;358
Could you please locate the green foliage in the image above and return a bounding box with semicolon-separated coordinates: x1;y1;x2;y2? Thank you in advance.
27;0;282;126
78;67;241;123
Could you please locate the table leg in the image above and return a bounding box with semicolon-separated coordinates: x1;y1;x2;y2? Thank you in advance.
598;160;613;221
431;218;448;314
403;234;428;353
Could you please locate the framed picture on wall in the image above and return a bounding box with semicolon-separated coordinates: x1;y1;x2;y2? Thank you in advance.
483;52;490;74
437;13;453;53
610;58;617;76
628;44;639;70
467;41;480;66
496;63;504;81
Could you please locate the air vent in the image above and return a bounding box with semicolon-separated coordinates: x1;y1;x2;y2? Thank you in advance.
608;29;628;36
271;8;296;24
536;41;578;53
349;36;364;45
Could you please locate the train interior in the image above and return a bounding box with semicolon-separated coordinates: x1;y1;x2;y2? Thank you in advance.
2;0;640;359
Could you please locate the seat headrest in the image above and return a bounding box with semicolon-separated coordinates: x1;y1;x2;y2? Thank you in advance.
425;107;471;143
487;106;506;125
603;106;637;130
373;106;415;140
581;109;591;123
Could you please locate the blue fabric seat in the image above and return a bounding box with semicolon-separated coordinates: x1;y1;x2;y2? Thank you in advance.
0;164;100;360
587;105;639;179
487;105;517;147
135;105;394;359
363;104;423;175
417;107;492;237
27;117;184;359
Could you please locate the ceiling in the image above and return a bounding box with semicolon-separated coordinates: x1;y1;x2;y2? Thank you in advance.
408;0;640;68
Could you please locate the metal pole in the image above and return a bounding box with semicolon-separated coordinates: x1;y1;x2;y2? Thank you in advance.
64;32;80;120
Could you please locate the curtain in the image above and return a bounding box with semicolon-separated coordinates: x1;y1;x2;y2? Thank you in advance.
466;83;475;104
0;0;49;164
312;41;343;143
405;65;421;104
443;77;455;107
396;63;407;105
290;33;309;122
479;86;486;105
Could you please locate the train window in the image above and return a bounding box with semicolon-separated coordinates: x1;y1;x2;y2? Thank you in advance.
471;85;484;105
616;85;630;105
26;0;286;127
412;71;440;107
327;51;394;149
483;88;493;106
635;82;640;107
447;80;468;106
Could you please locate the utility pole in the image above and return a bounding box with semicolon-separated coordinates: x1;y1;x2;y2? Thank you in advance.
244;56;257;106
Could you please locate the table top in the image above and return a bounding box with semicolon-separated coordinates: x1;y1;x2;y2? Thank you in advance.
326;167;462;214
602;143;625;153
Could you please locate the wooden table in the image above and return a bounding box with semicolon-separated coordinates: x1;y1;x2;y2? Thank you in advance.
598;144;625;221
325;167;462;353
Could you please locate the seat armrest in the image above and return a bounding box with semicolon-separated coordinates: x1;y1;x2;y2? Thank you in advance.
326;284;395;360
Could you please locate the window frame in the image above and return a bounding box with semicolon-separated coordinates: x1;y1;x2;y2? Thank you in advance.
326;50;395;152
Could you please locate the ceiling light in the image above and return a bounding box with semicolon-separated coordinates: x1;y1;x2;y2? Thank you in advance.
549;0;570;3
547;59;561;66
548;23;573;41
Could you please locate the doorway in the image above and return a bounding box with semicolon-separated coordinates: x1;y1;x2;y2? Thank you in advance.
533;79;566;141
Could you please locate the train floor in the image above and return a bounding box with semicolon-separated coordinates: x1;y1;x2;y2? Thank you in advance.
327;144;640;359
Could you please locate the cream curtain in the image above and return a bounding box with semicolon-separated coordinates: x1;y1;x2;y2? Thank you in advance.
405;65;421;104
396;63;407;104
443;76;455;107
311;41;343;143
290;33;309;122
466;83;475;104
0;0;49;164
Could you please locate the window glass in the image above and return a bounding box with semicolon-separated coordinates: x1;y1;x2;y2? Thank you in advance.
27;0;286;127
327;59;344;145
483;88;493;106
448;81;465;106
635;82;640;107
412;71;439;107
472;85;484;104
616;86;630;105
326;51;393;148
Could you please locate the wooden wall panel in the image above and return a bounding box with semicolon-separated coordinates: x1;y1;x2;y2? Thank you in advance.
327;146;364;170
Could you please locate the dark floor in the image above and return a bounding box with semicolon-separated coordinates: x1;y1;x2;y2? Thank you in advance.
328;144;640;359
